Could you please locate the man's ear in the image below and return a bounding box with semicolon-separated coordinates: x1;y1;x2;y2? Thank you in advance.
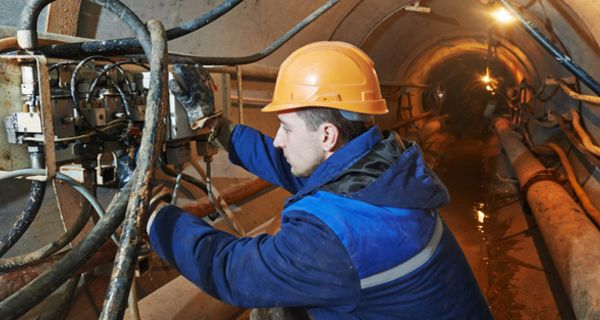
320;123;341;152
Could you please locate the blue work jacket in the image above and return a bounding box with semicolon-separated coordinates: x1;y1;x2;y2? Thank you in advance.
150;125;492;319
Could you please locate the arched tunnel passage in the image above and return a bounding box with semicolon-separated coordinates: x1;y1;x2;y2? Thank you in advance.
420;52;518;137
1;0;600;319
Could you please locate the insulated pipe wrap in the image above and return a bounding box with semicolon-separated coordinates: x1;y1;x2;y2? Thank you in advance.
495;117;600;319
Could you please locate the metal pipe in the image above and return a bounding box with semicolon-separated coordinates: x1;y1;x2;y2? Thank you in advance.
205;64;278;81
494;117;600;318
389;111;435;131
230;96;271;106
182;178;273;218
37;0;243;57
499;0;600;96
99;19;168;320
236;65;244;124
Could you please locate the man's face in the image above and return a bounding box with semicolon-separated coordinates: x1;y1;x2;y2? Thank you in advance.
273;111;326;177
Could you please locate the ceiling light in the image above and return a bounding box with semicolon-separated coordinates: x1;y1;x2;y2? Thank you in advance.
492;7;514;23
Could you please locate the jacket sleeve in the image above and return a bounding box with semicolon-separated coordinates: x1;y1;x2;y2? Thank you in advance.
227;125;305;194
149;205;361;308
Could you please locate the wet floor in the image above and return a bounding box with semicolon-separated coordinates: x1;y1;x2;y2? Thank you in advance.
434;132;572;319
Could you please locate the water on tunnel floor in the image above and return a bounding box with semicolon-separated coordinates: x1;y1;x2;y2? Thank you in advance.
433;127;572;319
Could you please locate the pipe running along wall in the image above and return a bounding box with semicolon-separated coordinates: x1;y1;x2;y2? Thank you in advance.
494;117;600;319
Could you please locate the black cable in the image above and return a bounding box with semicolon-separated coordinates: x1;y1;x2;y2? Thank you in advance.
86;60;150;104
47;273;81;320
69;56;132;135
204;156;242;235
105;77;134;119
162;165;209;194
91;0;153;56
41;0;339;66
37;0;243;58
0;181;132;320
99;18;168;320
0;181;46;257
0;200;91;272
126;0;340;66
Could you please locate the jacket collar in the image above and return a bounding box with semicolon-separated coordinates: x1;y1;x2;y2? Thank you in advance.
285;126;384;206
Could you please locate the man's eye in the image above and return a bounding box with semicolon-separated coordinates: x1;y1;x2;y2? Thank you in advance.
280;125;289;133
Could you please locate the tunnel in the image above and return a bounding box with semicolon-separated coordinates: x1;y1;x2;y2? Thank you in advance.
1;0;600;319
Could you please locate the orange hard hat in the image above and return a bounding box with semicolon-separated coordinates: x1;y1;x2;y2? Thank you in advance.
262;41;388;115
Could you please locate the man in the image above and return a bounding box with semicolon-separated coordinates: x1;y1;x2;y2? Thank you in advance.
148;41;491;319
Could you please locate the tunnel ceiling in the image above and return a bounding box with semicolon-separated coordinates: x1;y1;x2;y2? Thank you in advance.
82;0;600;93
327;0;598;90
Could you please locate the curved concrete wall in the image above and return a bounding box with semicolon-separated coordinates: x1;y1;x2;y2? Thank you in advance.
4;0;600;196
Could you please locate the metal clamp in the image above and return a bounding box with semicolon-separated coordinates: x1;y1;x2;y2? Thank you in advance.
520;169;567;195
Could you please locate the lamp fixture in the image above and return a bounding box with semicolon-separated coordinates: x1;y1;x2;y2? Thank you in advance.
491;7;514;24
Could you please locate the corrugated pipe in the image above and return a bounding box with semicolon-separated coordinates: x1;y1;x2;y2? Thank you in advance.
536;143;600;227
494;117;600;318
551;78;600;105
570;109;600;157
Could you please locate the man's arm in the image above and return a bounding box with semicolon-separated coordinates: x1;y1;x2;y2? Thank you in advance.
211;118;305;194
149;205;361;308
168;64;304;193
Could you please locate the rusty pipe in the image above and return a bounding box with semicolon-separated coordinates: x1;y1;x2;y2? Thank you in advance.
182;178;273;218
205;65;278;81
236;65;244;124
494;117;600;318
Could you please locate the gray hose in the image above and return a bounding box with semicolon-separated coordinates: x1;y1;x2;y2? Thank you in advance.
0;181;132;320
0;168;121;272
17;0;56;49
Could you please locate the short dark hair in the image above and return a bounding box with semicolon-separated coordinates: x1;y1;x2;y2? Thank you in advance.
296;107;372;143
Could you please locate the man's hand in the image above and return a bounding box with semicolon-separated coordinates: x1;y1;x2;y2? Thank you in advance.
169;64;221;130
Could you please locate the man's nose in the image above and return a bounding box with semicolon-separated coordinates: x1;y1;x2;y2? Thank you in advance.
273;128;284;149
